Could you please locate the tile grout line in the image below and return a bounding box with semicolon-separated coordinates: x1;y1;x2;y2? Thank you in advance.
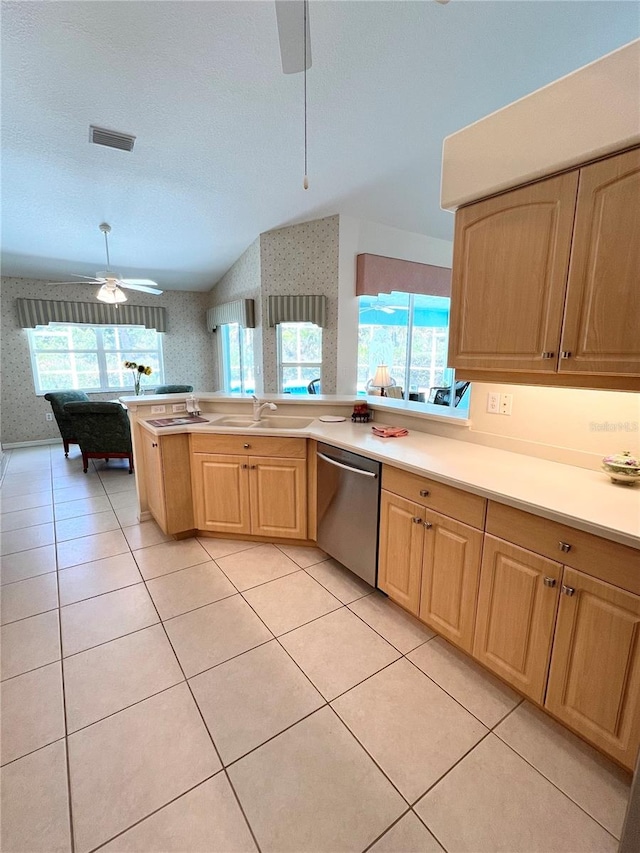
136;552;265;853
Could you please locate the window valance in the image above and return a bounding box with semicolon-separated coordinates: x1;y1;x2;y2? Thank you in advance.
267;295;327;328
356;253;451;298
16;298;167;332
206;299;255;331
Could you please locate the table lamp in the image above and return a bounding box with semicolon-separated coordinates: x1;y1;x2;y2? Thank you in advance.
371;364;393;396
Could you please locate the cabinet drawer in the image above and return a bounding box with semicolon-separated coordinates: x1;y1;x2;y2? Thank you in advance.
191;434;306;458
382;465;486;529
486;502;640;595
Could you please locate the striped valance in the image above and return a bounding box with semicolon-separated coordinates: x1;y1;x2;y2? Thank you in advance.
17;298;167;332
206;299;255;331
267;295;327;328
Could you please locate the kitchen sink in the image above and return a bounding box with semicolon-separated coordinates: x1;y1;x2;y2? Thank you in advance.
212;416;256;428
211;415;314;430
253;416;314;429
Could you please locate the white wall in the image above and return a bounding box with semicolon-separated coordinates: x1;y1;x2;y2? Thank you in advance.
337;215;454;394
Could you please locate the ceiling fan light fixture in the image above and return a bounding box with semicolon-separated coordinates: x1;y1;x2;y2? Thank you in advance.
97;284;127;304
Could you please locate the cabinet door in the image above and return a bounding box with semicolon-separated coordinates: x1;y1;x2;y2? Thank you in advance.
378;491;424;615
419;510;483;652
191;454;251;535
141;429;166;531
560;148;640;376
546;568;640;770
449;172;578;372
473;535;562;703
249;456;307;540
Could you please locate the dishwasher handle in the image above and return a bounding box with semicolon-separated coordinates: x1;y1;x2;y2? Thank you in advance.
317;451;378;478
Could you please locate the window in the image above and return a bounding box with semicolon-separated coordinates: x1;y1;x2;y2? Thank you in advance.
219;323;255;394
277;322;322;393
28;323;164;394
357;292;468;411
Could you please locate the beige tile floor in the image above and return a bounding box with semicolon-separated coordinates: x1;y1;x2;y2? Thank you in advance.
0;445;632;853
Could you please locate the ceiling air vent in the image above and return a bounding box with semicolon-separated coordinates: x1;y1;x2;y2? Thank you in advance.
89;126;136;152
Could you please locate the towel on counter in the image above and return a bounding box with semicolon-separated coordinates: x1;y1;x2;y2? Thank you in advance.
371;426;409;438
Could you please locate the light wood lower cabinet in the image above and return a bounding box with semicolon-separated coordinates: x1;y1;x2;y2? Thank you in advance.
140;429;193;535
545;568;640;769
191;452;307;540
419;511;483;652
378;491;424;615
378;490;482;652
473;535;562;703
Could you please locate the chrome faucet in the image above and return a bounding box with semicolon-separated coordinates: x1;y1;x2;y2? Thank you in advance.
252;395;277;421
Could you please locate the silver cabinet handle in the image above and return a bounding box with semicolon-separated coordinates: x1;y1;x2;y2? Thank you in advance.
250;465;257;470
561;585;576;597
243;443;251;449
561;351;572;359
423;521;433;529
419;489;430;497
542;352;555;359
412;516;423;524
559;541;572;553
543;577;557;588
152;442;158;448
241;463;248;469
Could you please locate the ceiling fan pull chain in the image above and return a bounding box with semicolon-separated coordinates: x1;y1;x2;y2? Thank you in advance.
303;0;309;190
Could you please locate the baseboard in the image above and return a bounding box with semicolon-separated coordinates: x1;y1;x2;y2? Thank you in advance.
139;510;153;523
2;439;61;449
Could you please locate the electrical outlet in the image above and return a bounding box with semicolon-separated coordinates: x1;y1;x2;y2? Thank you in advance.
500;393;513;415
487;391;500;414
172;403;186;412
151;405;166;414
45;412;53;421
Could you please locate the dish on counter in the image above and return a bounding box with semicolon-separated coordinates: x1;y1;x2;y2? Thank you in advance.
602;451;640;485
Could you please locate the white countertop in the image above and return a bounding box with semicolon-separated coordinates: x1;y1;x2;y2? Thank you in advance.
137;412;640;551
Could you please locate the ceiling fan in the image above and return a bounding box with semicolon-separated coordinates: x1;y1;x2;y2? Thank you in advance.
48;223;163;304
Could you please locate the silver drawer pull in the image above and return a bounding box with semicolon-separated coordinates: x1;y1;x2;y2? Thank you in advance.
542;352;555;359
243;443;251;449
423;521;433;529
412;516;423;524
559;541;572;553
543;577;557;588
561;351;572;359
561;585;576;597
419;489;430;497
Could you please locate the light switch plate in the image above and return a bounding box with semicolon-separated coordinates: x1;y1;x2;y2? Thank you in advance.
151;405;166;414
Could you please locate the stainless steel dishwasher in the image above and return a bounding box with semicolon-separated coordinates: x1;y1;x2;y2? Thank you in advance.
316;443;381;587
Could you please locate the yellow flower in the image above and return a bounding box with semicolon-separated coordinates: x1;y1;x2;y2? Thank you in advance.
144;366;153;376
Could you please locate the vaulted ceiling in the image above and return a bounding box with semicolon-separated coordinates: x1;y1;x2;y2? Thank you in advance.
1;1;637;290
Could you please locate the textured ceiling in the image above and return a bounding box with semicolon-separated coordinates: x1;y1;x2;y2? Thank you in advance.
1;1;638;291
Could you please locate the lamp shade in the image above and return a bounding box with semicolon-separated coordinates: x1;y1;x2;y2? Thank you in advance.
97;284;127;304
372;364;392;388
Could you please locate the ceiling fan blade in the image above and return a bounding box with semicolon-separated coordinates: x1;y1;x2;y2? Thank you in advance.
275;0;311;74
120;278;160;287
119;283;163;295
47;280;102;286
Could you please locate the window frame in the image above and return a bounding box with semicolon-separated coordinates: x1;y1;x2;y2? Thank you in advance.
218;323;255;394
357;291;467;412
27;323;165;395
276;322;323;394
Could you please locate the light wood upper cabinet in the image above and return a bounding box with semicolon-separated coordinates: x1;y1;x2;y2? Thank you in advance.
378;490;424;615
449;146;640;388
545;568;640;770
449;172;578;373
473;535;562;704
141;430;193;535
559;147;640;376
191;443;307;541
419;510;483;652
